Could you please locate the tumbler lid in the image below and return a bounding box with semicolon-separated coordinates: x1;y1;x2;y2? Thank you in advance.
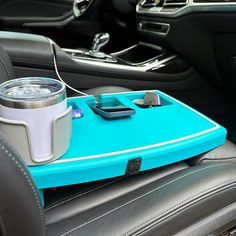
0;77;66;109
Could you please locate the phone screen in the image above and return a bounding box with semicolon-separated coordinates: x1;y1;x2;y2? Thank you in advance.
90;102;133;112
97;102;133;112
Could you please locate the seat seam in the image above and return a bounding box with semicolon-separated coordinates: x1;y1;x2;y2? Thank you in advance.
11;56;53;65
122;179;236;236
0;214;8;236
45;176;127;212
59;163;231;236
0;55;12;79
199;156;236;164
0;139;46;235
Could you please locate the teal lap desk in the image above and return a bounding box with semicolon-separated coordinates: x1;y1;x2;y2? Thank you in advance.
29;90;227;198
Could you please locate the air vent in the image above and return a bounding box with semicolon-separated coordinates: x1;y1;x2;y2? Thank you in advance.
164;0;188;6
140;0;163;7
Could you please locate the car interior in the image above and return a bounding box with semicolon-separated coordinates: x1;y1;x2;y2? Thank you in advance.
2;0;236;235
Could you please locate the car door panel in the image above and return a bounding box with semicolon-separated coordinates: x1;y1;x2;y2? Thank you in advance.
0;0;73;27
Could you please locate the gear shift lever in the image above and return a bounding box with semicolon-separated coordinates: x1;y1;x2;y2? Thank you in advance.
89;33;110;59
91;33;110;51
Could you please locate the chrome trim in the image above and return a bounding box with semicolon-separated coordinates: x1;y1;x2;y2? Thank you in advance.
63;48;117;63
117;54;166;66
164;2;187;5
62;48;87;53
140;0;157;7
140;42;163;51
138;21;170;36
111;44;138;56
137;0;236;18
0;95;66;109
70;54;177;72
0;78;66;109
163;0;188;6
63;42;176;72
73;0;92;17
111;42;162;56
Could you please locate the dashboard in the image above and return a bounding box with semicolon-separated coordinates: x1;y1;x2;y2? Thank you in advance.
137;0;236;18
136;0;236;89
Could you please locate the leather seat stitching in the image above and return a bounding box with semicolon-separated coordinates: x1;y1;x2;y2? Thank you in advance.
123;179;236;236
0;139;46;235
45;176;126;212
59;163;231;236
0;214;9;235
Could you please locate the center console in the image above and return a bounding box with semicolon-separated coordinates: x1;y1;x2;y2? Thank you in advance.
63;42;178;73
0;30;189;76
0;30;193;91
61;31;190;75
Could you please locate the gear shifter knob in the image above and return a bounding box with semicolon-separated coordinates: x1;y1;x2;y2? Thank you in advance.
91;33;110;52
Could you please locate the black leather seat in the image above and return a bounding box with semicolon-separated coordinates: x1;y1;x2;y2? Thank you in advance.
1;136;236;236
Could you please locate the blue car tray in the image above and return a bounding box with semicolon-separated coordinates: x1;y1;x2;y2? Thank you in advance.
29;90;227;194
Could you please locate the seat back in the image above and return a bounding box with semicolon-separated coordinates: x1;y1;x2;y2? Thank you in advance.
0;136;45;236
0;46;15;84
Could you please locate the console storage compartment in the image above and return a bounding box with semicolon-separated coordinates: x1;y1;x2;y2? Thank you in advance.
112;43;163;65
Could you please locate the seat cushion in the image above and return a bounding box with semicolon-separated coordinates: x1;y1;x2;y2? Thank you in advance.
84;86;131;96
44;162;188;220
44;162;188;234
44;161;236;236
188;140;236;165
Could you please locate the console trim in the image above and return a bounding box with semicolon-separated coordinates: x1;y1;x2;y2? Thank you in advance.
71;54;177;72
63;41;178;72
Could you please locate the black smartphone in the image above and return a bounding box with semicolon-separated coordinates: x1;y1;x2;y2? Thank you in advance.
89;102;136;119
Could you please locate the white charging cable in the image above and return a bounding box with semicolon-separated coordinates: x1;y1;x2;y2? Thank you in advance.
48;38;89;96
